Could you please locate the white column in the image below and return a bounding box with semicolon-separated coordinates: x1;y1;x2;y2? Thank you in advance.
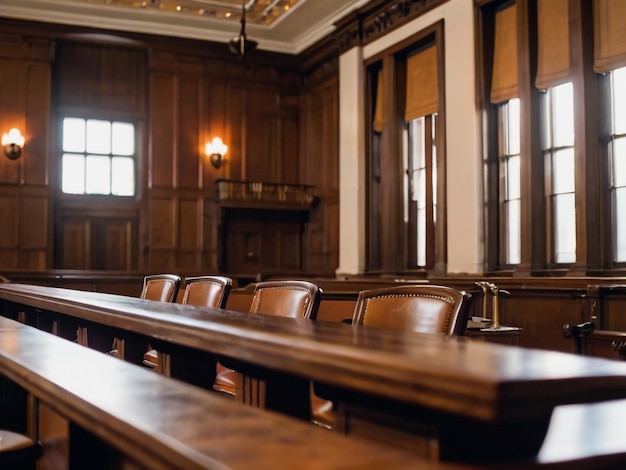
336;46;366;277
442;0;483;274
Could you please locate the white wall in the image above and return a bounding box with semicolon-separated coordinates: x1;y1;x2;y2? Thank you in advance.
337;0;483;276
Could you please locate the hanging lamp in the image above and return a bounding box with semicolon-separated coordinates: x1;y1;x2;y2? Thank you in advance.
228;0;258;59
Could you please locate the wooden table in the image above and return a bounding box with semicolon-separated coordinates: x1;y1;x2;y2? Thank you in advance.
0;315;451;469
4;283;626;463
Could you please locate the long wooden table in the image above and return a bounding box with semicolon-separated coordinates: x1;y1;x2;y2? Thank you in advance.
0;315;443;469
4;283;626;464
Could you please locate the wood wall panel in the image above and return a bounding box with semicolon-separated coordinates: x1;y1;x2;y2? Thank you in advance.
279;231;301;270
61;220;89;269
56;42;146;115
0;196;17;248
281;116;299;184
246;113;276;181
178;198;200;249
226;86;245;180
18;250;46;270
498;291;587;352
150;75;176;188
601;296;626;331
24;62;51;186
177;77;201;189
201;202;218;272
148;251;176;271
175;251;199;270
0;59;25;185
299;76;340;274
326;202;340;270
103;221;132;271
0;250;18;268
150;199;176;248
19;197;47;248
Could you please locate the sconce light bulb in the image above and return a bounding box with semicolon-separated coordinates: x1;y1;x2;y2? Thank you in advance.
2;128;25;160
206;137;228;169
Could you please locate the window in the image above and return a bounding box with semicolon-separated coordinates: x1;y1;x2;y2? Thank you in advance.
405;115;437;268
498;98;521;265
609;67;626;262
366;23;445;274
61;117;136;196
542;82;576;264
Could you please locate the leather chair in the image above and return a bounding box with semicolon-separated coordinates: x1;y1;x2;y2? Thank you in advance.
142;275;232;368
107;274;181;358
312;284;472;429
0;429;43;469
140;273;182;302
352;284;472;335
213;280;322;397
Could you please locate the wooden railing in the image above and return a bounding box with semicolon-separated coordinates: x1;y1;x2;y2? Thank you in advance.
0;315;422;469
216;178;315;209
4;284;626;465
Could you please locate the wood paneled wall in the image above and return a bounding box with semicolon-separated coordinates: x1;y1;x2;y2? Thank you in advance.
0;31;53;269
299;69;340;272
0;17;341;277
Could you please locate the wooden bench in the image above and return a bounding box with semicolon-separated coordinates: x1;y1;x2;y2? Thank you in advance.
5;284;626;464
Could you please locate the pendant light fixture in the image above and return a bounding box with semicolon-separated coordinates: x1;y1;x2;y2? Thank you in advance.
228;0;258;59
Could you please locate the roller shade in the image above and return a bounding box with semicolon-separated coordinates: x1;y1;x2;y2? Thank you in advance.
491;3;518;103
405;44;439;121
593;0;626;73
535;0;570;90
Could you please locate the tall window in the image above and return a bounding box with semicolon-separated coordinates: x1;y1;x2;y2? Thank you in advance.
542;82;576;264
405;115;437;267
366;24;444;274
61;117;136;196
609;67;626;262
498;98;521;265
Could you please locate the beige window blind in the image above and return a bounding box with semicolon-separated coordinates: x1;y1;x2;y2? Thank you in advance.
535;0;570;90
594;0;626;73
491;3;518;103
373;69;385;133
405;44;438;122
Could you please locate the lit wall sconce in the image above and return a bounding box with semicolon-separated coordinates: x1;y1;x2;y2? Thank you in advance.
205;137;228;169
2;128;25;160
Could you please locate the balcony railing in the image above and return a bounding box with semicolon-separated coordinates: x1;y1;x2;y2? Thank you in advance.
216;179;315;209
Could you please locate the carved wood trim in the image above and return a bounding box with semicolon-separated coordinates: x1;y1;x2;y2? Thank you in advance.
333;0;449;54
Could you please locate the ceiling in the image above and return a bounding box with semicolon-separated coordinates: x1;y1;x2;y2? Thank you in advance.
0;0;369;54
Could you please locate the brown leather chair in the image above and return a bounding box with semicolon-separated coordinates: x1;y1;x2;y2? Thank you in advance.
142;275;232;368
352;284;471;335
140;273;182;302
107;274;181;358
0;429;43;469
312;284;472;429
213;280;322;397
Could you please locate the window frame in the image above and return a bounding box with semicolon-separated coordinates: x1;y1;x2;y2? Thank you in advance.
365;21;446;275
57;112;140;201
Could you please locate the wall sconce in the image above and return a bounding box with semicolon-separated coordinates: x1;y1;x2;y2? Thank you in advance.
2;128;25;160
205;137;228;169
